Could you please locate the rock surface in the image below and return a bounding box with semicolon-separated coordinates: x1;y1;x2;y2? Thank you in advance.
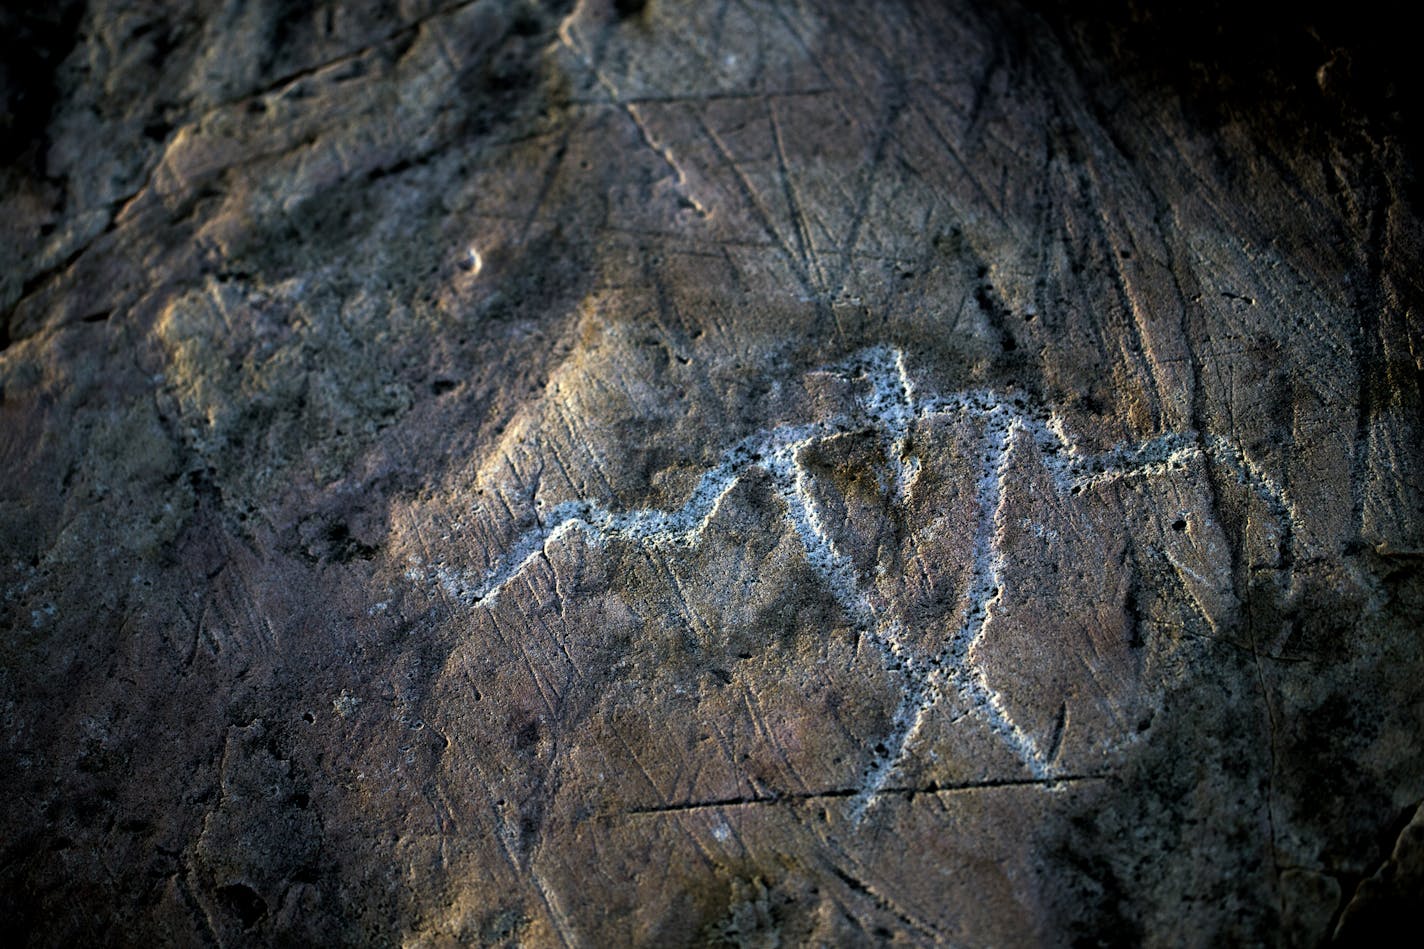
2;0;1421;944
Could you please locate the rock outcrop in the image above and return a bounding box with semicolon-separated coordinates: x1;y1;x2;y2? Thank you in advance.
2;0;1420;944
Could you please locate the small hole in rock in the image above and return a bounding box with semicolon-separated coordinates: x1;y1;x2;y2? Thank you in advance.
216;883;267;929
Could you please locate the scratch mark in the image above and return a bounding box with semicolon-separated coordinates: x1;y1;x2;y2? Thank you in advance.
769;97;825;293
555;14;708;217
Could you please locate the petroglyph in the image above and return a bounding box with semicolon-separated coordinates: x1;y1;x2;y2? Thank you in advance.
426;347;1296;809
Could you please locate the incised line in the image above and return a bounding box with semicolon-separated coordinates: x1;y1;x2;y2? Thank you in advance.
425;346;1295;813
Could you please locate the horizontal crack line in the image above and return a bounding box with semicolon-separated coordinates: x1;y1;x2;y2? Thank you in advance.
621;774;1108;815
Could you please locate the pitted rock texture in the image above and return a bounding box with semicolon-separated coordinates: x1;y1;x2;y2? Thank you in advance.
2;0;1421;945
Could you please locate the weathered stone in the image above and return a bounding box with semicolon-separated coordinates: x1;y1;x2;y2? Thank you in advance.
2;0;1420;944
